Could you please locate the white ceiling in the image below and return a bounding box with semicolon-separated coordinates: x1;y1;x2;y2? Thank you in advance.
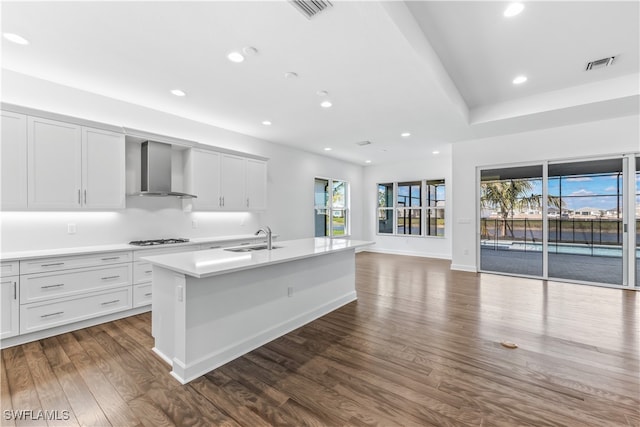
2;1;638;165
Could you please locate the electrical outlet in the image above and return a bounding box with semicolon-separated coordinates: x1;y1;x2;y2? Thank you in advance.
67;224;76;234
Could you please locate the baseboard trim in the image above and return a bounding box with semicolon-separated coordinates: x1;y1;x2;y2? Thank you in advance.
362;248;451;260
450;264;478;273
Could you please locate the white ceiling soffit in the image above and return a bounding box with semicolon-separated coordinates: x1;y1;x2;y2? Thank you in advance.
405;1;639;130
1;1;638;166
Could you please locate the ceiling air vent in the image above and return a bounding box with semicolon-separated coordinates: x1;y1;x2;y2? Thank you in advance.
289;0;333;19
356;140;372;146
585;56;615;71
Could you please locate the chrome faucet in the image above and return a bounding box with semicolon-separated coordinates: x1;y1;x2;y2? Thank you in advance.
255;226;273;250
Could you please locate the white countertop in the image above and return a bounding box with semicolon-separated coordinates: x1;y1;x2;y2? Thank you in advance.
142;238;374;278
0;234;268;261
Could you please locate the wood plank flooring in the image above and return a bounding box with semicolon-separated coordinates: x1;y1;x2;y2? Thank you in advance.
2;252;639;426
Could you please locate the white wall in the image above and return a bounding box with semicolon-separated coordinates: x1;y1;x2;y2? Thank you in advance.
1;71;364;252
362;145;452;259
451;114;640;271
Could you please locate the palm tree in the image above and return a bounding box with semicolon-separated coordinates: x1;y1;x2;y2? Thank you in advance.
481;179;562;238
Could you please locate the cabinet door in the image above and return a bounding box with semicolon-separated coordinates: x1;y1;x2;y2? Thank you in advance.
28;117;82;209
245;159;267;210
0;276;19;339
188;149;221;210
82;127;125;209
1;111;28;209
220;154;246;210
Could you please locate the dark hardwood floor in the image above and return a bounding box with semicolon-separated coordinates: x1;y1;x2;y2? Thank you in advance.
2;252;639;426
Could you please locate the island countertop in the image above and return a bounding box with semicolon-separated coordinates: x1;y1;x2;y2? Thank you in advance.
142;237;374;278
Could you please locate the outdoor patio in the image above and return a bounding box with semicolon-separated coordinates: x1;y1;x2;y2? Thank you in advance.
481;248;640;286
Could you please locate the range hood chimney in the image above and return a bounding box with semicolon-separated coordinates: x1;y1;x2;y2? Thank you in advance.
137;141;197;198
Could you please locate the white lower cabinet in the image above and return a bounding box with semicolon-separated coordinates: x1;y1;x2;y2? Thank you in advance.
1;263;20;339
20;287;131;334
15;251;134;340
21;263;131;304
133;283;153;307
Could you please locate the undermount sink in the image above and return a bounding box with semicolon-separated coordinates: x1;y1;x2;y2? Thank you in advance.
224;245;281;253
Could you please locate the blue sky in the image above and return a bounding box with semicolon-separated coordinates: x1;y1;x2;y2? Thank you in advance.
521;174;626;210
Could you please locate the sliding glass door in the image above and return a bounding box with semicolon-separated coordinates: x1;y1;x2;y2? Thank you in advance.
479;156;636;287
636;157;639;287
548;159;623;285
480;165;543;277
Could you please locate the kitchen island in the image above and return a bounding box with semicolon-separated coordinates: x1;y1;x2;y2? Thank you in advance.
142;237;373;384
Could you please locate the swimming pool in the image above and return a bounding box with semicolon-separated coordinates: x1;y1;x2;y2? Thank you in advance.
481;241;640;257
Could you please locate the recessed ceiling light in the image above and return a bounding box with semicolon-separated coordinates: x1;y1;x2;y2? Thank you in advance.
262;120;272;126
242;46;258;56
284;72;298;79
401;132;411;137
3;33;29;45
324;147;332;151
320;101;332;108
170;89;186;97
512;75;528;85
504;3;524;17
317;90;329;96
227;52;244;63
432;150;440;155
365;160;372;164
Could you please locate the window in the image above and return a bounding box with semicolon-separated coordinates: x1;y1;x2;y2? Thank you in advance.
377;179;445;237
426;179;445;237
377;183;394;234
397;181;422;235
315;178;349;237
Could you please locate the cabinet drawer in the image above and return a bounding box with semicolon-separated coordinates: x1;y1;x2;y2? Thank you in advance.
134;261;153;284
21;264;131;304
21;251;132;274
133;283;152;307
133;246;195;261
1;261;19;277
20;287;132;334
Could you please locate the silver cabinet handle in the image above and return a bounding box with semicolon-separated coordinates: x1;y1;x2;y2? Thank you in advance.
144;293;152;297
222;196;225;207
101;276;120;280
41;262;64;267
41;311;64;318
41;283;64;289
84;189;87;204
78;189;81;205
101;257;120;261
144;270;152;274
246;198;249;207
13;282;17;300
101;299;120;306
219;196;222;207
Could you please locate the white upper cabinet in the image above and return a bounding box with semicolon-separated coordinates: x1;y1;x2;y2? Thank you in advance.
1;111;28;209
185;149;267;211
245;159;267;211
82;127;125;209
28;116;83;209
185;149;221;210
26;115;125;210
220;154;246;210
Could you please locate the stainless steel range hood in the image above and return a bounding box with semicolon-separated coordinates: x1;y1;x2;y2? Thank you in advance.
135;141;197;198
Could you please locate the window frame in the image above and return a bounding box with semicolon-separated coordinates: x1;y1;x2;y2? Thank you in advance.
315;177;351;238
376;179;445;238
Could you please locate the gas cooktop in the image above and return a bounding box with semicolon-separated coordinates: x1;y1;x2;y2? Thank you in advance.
129;238;190;246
